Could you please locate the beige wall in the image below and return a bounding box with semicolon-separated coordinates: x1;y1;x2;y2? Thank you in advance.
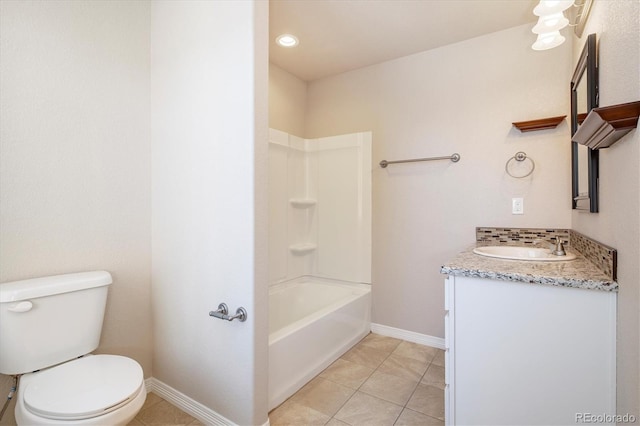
0;1;270;424
570;0;640;418
269;63;307;136
151;1;269;424
304;23;572;338
0;1;152;423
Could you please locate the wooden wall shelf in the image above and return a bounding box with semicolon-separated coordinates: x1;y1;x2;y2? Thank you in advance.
512;115;566;132
577;113;588;125
572;101;640;149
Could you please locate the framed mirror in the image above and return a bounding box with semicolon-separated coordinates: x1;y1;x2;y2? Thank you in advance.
571;33;599;212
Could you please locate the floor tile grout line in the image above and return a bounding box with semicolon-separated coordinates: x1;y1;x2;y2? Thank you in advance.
363;345;424;406
330;338;433;425
332;338;437;417
271;334;445;426
393;347;444;422
401;357;450;422
241;336;445;425
321;335;406;426
401;359;432;410
319;337;401;392
324;340;400;425
394;406;445;425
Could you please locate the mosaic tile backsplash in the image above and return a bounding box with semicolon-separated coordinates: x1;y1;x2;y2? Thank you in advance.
476;227;570;245
475;227;617;281
569;230;617;281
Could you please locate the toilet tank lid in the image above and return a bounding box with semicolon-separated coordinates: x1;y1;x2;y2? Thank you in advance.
0;271;112;303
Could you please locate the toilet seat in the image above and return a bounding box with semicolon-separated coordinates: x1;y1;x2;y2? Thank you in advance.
23;354;143;421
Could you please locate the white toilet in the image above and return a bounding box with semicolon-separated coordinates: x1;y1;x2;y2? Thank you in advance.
0;271;146;425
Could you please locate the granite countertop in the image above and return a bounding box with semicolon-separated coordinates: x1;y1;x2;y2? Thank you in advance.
441;243;618;292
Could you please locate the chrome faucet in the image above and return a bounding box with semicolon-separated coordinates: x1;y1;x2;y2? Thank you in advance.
552;238;566;256
532;237;566;256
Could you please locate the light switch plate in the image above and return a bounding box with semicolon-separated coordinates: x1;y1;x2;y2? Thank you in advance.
512;198;524;215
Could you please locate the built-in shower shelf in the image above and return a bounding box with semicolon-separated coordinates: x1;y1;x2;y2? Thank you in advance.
289;243;317;255
289;198;317;208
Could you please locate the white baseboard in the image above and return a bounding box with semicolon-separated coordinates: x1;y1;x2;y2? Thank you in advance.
141;324;441;426
371;323;445;350
145;377;240;425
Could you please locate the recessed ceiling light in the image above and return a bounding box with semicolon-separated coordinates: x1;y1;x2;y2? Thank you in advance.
276;34;299;48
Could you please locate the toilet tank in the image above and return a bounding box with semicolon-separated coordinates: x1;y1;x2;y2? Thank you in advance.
0;271;112;375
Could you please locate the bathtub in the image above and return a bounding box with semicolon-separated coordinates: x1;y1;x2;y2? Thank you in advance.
268;277;371;410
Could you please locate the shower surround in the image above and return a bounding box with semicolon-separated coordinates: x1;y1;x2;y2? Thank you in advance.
267;129;372;410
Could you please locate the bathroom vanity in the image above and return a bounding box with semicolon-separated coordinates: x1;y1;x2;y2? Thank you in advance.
441;245;617;426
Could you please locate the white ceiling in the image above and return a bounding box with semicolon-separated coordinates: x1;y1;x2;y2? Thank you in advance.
270;0;539;82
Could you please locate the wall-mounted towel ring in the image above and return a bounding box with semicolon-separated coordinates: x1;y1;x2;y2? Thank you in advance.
505;151;535;178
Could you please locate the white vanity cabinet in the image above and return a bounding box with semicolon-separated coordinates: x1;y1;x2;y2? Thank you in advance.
444;275;616;426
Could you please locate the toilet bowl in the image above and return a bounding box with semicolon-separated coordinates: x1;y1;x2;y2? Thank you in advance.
0;271;147;425
15;355;146;426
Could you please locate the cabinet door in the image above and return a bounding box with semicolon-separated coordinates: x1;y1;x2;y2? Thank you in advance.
452;276;616;426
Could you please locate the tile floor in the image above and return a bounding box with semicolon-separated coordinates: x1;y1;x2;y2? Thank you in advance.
269;333;445;426
127;392;203;426
127;333;444;426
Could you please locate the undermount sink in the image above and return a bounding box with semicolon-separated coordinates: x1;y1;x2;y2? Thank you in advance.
473;246;577;262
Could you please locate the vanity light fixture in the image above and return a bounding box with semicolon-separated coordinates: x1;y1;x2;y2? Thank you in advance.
276;34;299;48
532;12;569;33
531;0;574;50
533;0;574;16
532;31;566;50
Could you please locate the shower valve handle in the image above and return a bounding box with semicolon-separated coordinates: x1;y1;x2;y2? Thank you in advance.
209;303;247;322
